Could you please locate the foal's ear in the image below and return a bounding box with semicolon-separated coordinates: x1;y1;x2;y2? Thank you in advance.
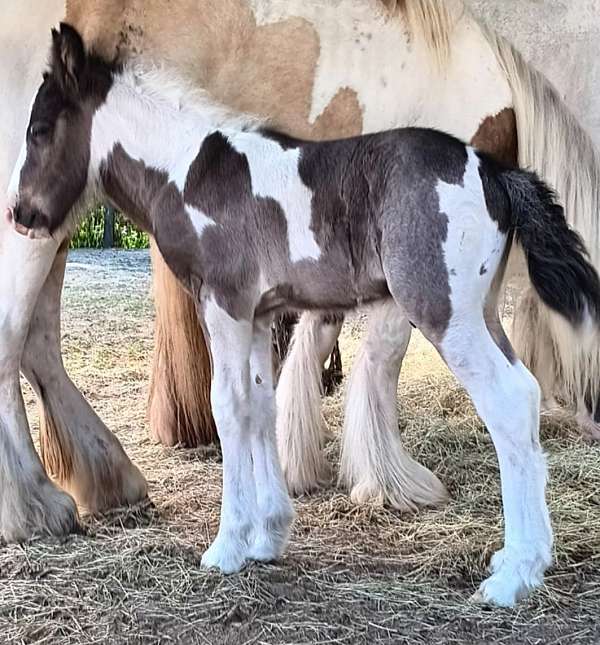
50;23;87;97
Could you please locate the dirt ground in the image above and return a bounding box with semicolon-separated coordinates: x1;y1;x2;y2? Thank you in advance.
2;249;600;644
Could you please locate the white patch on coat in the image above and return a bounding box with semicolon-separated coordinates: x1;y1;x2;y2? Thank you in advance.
435;148;552;605
230;132;321;262
92;78;319;261
250;0;512;141
186;206;216;240
437;147;505;309
6;139;27;206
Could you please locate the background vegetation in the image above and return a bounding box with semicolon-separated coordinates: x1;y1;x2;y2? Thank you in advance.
70;205;149;249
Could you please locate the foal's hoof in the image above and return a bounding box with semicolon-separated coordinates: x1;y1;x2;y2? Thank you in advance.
247;496;295;563
470;548;549;607
470;579;521;608
201;536;247;574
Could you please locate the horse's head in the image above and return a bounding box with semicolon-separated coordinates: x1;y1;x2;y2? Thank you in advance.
8;23;113;238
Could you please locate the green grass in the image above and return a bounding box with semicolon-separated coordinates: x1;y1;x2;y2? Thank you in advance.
70;205;149;250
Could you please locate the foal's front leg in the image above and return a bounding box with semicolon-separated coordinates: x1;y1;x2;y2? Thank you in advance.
247;317;294;562
200;300;257;573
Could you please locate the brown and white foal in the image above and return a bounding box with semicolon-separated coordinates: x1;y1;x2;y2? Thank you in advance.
8;24;600;607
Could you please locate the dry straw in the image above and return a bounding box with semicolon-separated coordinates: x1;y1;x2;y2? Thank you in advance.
1;254;599;644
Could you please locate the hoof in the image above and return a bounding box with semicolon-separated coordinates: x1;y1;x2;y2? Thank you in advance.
1;479;80;543
201;534;248;574
347;464;449;513
471;547;550;607
282;455;332;497
248;503;295;562
576;411;600;442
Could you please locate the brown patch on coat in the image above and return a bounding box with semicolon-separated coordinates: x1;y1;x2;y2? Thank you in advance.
65;1;366;140
311;88;363;139
470;107;518;166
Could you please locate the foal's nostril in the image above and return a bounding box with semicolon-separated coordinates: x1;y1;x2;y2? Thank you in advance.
12;204;22;224
13;205;49;230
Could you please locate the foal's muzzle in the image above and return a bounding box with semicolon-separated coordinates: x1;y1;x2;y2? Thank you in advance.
6;205;51;239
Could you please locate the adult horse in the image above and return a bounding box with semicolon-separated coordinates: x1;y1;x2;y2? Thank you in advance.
0;0;147;540
1;0;599;541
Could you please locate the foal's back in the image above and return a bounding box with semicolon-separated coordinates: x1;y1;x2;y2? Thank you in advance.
229;126;504;319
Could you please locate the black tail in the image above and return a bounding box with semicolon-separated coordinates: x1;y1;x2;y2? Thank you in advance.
497;167;600;327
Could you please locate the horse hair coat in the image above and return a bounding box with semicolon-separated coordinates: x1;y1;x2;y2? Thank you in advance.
7;24;600;606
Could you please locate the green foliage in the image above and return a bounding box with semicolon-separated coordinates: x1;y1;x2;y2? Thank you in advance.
70;205;149;250
113;215;150;249
70;205;105;249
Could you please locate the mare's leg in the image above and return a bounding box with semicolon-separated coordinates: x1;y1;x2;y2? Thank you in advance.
339;301;448;510
200;299;256;573
276;312;343;494
512;288;560;411
0;221;78;541
515;288;600;439
439;318;552;606
21;244;147;513
247;317;294;561
577;392;600;440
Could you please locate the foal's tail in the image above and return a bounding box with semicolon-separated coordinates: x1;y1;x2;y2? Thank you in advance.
480;19;600;417
499;168;600;330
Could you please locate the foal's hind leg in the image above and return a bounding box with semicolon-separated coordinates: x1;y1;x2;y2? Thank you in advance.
339;301;448;511
440;319;552;606
0;225;78;541
21;245;148;513
276;312;343;494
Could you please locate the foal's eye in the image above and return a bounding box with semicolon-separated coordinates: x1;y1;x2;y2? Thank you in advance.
28;122;52;141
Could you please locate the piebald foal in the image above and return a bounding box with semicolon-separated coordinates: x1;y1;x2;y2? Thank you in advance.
9;25;600;607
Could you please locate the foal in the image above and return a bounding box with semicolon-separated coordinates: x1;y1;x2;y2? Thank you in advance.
9;24;600;607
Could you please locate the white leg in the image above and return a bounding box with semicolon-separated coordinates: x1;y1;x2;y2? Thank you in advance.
200;300;256;574
441;321;552;607
276;312;342;494
247;318;294;561
340;302;448;510
21;245;147;512
0;217;78;541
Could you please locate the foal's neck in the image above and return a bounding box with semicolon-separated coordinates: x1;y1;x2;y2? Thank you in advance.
91;69;249;181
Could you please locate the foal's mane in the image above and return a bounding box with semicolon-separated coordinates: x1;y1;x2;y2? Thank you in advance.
122;65;266;132
380;0;453;68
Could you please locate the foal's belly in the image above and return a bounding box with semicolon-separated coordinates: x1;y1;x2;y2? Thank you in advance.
256;254;390;317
